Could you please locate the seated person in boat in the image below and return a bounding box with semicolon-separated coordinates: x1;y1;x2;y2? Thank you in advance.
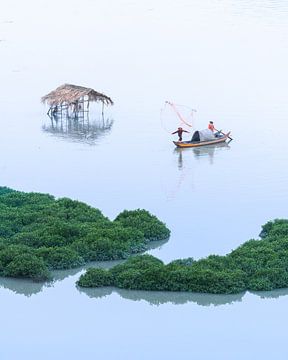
208;121;222;138
172;127;189;141
208;121;215;132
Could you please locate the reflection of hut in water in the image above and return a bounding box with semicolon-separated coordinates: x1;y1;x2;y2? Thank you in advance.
42;117;114;145
41;83;113;119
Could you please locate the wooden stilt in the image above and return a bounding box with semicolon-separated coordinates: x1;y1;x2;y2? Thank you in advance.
101;102;104;121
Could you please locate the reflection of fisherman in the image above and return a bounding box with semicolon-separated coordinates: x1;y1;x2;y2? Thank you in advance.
177;149;183;170
172;127;189;141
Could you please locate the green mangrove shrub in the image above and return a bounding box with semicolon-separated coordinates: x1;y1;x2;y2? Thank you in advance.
115;209;171;240
0;187;170;281
78;219;288;294
78;268;113;288
4;253;50;281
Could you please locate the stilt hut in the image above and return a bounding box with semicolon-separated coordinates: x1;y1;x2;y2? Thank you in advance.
41;84;113;118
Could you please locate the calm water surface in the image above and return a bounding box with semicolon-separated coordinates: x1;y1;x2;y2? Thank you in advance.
1;0;288;358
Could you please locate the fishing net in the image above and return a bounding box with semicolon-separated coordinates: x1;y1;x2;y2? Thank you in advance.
160;101;196;134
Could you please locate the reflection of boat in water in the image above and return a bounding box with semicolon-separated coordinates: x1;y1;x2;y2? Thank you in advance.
174;141;230;165
173;132;231;148
42;117;114;145
191;141;230;158
167;142;231;199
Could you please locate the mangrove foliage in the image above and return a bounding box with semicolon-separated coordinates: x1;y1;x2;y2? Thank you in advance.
78;219;288;294
0;187;170;280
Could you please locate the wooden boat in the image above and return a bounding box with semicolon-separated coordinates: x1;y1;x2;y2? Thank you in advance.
173;132;231;148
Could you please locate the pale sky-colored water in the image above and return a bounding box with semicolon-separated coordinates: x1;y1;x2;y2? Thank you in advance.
1;0;288;359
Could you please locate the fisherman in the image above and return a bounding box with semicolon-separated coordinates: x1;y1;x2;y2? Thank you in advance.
208;121;222;138
208;121;216;132
172;127;189;141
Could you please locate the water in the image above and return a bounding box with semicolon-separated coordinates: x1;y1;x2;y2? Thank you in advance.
1;0;288;358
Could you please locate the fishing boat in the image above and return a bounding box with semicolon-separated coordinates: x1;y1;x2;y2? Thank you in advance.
173;132;231;148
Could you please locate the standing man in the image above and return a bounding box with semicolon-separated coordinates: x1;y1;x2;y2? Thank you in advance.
172;127;189;141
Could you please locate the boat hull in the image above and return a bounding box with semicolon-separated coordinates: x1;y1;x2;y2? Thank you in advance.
173;132;231;148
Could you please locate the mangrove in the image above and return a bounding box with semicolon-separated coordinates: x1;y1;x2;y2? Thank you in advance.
78;219;288;294
0;187;170;280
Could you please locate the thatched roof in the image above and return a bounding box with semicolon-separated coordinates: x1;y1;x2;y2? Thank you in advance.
41;84;114;107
